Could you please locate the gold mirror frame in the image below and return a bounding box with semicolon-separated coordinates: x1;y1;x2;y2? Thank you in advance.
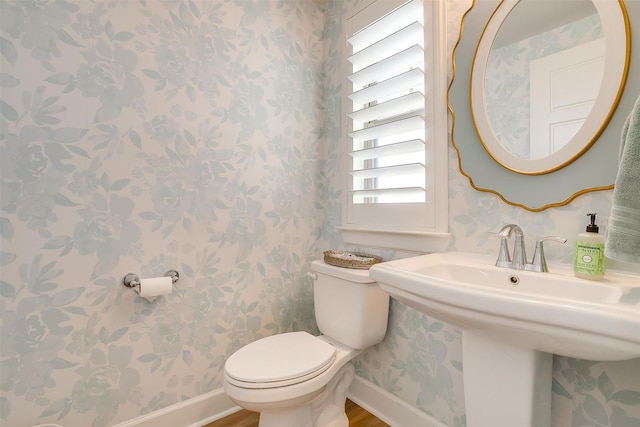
449;0;637;211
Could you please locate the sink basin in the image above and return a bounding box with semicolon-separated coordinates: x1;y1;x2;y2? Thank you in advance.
369;252;640;361
370;252;640;427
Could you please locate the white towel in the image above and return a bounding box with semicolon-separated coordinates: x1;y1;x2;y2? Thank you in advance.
605;95;640;263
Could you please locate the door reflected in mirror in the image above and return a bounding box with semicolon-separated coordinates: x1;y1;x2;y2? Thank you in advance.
485;0;603;161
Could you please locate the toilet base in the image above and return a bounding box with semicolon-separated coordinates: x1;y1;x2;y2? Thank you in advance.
255;362;355;427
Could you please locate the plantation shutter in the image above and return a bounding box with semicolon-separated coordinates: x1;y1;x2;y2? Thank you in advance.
346;0;428;228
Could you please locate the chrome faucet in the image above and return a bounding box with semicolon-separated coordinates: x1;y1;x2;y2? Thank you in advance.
484;224;566;272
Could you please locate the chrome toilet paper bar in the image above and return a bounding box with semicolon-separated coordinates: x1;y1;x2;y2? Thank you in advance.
122;270;179;289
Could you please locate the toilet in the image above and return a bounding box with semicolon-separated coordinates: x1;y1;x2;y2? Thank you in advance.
223;260;389;427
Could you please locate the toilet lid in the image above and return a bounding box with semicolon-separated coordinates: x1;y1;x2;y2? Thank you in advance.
225;332;336;386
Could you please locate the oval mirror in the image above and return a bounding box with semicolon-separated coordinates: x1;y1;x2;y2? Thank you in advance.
449;0;637;211
471;0;629;175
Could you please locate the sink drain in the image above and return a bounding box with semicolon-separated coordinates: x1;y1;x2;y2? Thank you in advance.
509;275;520;285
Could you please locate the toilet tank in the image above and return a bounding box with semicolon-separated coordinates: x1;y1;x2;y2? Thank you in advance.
310;260;389;350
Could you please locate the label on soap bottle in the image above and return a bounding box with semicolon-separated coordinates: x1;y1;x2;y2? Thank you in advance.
574;242;606;277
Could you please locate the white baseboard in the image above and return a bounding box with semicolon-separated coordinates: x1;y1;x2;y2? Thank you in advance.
113;376;445;427
112;388;240;427
347;376;448;427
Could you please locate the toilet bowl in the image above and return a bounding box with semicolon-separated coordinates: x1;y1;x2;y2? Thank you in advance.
224;333;360;426
223;260;389;427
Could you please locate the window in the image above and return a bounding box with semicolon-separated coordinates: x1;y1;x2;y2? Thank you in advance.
339;0;450;252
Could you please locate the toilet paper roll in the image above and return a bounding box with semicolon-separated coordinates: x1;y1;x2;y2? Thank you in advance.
138;276;173;297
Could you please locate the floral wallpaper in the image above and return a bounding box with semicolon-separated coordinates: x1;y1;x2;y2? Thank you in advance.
1;1;638;427
323;1;639;427
1;1;325;426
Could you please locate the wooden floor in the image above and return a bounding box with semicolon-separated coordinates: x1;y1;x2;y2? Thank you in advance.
204;399;389;427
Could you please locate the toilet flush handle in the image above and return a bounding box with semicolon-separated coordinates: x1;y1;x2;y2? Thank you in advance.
306;272;317;281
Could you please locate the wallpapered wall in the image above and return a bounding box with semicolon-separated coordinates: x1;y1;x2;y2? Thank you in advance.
322;1;640;427
1;1;326;426
0;1;638;427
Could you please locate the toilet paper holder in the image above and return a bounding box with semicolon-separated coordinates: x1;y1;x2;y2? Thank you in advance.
122;270;180;289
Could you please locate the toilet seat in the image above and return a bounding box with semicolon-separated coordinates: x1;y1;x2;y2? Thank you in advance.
225;332;336;389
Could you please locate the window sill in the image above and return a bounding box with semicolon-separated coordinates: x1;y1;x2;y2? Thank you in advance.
337;226;451;253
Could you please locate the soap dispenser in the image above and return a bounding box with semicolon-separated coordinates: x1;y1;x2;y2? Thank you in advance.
573;213;606;280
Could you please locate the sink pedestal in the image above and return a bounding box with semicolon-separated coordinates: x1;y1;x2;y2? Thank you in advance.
463;330;552;427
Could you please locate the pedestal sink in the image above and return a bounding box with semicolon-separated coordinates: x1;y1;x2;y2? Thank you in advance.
369;252;640;427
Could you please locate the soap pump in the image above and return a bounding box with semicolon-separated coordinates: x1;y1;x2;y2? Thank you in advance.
573;213;606;280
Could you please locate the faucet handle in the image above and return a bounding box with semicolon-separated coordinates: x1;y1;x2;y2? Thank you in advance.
525;236;567;272
481;231;511;267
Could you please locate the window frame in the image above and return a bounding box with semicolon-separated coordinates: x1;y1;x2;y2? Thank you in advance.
338;0;450;253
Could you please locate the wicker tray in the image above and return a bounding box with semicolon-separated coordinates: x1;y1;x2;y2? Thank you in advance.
323;250;382;269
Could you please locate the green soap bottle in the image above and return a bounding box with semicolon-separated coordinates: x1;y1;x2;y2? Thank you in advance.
573;213;606;280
